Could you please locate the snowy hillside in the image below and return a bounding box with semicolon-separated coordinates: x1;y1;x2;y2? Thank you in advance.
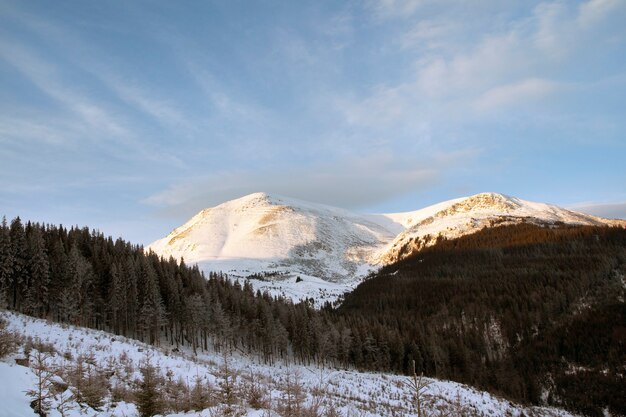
149;192;625;303
0;311;580;417
148;192;395;304
375;192;626;264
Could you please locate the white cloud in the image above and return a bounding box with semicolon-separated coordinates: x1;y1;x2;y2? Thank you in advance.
103;78;187;127
2;5;190;132
474;78;561;112
570;201;626;220
400;20;455;50
0;39;129;139
578;0;624;28
185;63;268;123
141;151;484;219
369;0;427;19
0;39;188;168
340;0;626;133
0;115;71;146
316;8;354;50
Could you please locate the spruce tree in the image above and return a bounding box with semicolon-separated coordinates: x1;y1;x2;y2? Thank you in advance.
25;226;50;317
107;262;126;334
0;216;13;308
135;359;164;417
67;244;94;326
8;217;26;310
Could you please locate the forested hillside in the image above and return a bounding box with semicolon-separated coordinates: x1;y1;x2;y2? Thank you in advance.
1;216;624;416
338;224;626;416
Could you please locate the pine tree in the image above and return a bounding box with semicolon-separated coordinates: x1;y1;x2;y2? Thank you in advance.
135;359;164;417
210;299;230;351
278;368;306;417
189;374;212;411
47;237;69;321
185;294;205;354
138;257;165;345
108;262;126;335
123;257;139;338
216;350;240;414
67;244;94;326
66;354;108;410
25;226;50;317
8;217;26;310
0;216;13;308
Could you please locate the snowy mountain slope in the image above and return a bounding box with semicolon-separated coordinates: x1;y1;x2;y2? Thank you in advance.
148;192;396;301
364;197;467;234
149;192;625;303
375;192;626;264
1;311;580;417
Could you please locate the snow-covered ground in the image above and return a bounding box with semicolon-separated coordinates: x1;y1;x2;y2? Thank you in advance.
0;360;38;417
148;192;625;304
1;311;580;417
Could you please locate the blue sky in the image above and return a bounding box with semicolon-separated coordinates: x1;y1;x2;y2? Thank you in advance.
1;0;625;244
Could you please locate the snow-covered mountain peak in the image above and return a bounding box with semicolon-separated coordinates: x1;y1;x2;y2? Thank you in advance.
149;191;624;303
437;192;520;215
198;192;281;214
375;192;624;264
147;193;395;297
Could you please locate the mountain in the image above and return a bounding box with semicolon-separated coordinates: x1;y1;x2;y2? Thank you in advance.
2;215;622;415
374;192;626;264
148;192;625;302
147;192;395;302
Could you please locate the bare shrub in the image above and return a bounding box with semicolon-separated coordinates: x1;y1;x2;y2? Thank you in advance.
277;368;307;417
26;351;55;417
65;354;110;410
0;316;17;358
242;371;270;410
216;350;243;415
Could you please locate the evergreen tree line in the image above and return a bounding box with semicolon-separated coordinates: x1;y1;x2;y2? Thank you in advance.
0;216;353;366
1;216;625;416
337;223;626;417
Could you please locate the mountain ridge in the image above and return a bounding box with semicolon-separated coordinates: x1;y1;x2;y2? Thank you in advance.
375;192;626;263
147;191;625;302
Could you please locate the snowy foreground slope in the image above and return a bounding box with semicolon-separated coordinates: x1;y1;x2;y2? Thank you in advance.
148;192;625;303
1;311;579;417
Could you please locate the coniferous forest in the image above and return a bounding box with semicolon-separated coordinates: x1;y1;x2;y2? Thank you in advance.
1;216;625;416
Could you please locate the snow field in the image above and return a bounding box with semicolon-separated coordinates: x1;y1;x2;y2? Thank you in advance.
1;311;579;417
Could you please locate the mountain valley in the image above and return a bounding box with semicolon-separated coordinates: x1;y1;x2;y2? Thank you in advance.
1;192;625;417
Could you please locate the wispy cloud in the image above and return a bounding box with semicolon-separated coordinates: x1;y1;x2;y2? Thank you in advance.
101;77;187;128
0;114;71;146
570;201;626;220
1;0;623;244
142;151;481;219
0;16;189;169
0;39;129;140
1;4;192;132
338;0;626;132
399;19;455;51
578;0;625;28
368;0;427;20
184;62;268;124
474;78;562;112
